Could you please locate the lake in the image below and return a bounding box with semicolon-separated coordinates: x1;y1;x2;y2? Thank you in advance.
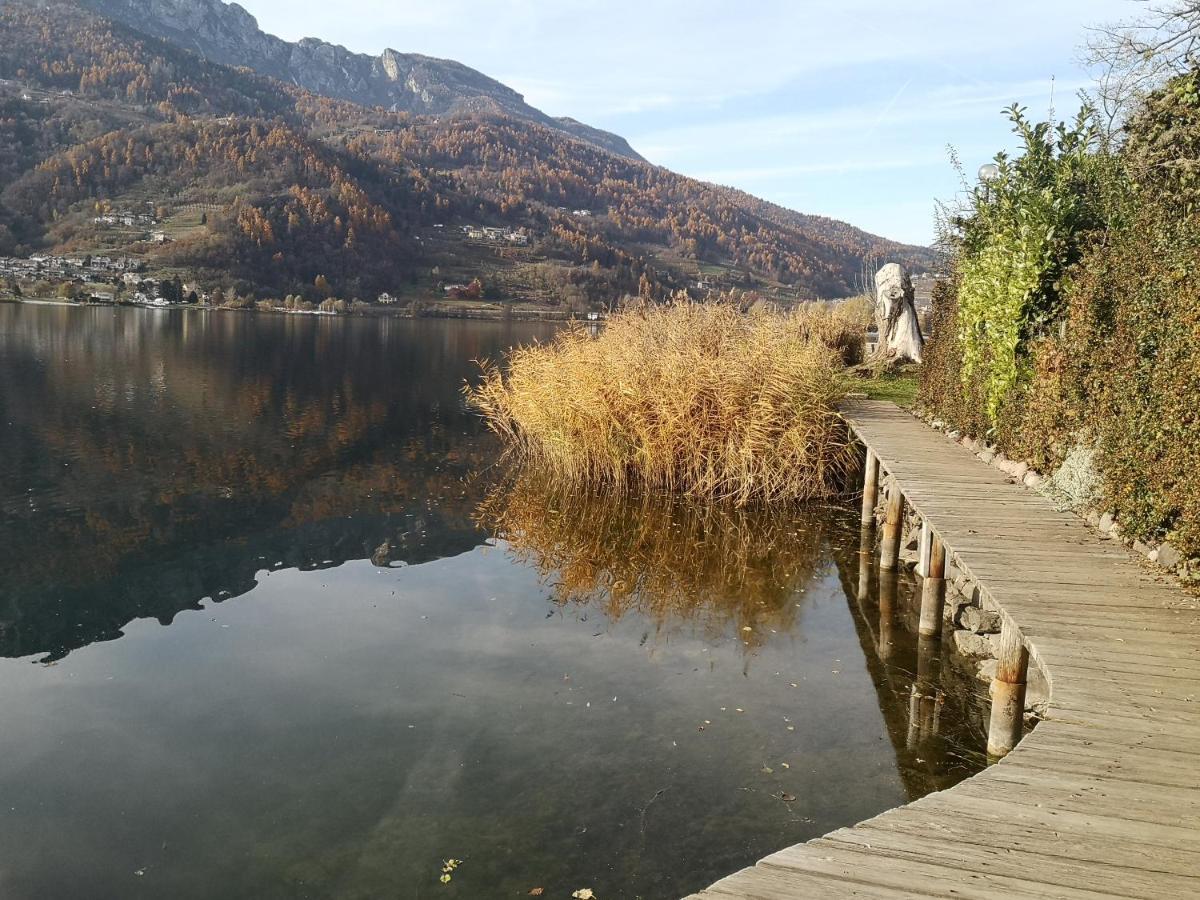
0;304;987;899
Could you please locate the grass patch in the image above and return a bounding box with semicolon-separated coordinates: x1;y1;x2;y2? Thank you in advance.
466;301;860;504
854;371;919;407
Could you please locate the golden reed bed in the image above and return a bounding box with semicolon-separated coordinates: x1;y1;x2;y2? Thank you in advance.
466;302;861;504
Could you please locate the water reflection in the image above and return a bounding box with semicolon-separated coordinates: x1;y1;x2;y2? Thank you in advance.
0;305;988;898
477;470;825;648
0;304;557;660
835;523;989;798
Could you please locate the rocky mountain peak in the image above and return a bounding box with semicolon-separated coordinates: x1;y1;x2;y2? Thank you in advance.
78;0;643;159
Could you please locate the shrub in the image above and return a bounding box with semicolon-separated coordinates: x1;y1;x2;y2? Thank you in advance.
922;69;1200;557
948;105;1106;423
467;301;856;504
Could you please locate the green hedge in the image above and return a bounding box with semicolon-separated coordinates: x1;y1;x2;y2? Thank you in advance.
920;72;1200;559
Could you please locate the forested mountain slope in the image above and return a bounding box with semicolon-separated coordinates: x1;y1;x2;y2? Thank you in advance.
0;0;932;302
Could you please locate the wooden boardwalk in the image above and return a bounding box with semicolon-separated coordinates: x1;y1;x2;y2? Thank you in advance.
689;400;1200;900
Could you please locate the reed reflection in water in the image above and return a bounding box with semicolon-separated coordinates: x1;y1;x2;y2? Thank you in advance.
477;469;833;648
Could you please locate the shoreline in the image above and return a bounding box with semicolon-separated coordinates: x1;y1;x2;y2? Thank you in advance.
0;295;587;322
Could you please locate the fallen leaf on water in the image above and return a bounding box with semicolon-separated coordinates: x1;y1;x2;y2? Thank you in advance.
781;762;791;769
572;890;596;900
786;725;796;731
528;889;544;896
761;766;774;774
775;792;797;802
439;874;451;884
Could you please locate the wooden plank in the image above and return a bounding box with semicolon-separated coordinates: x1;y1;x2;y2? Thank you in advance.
695;400;1200;899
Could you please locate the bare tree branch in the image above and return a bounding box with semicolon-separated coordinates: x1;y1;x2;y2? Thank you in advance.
1082;1;1200;133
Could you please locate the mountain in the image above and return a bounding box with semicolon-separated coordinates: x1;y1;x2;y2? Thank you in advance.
0;0;932;305
78;0;644;160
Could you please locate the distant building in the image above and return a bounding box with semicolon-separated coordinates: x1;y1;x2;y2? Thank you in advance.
377;292;397;304
150;231;171;243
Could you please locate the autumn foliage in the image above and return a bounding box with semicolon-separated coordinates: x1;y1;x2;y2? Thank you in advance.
467;302;857;503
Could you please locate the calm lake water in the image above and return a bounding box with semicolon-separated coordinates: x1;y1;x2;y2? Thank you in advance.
0;304;987;899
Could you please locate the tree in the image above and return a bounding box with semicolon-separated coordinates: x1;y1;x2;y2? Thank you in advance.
314;274;332;297
1085;1;1200;131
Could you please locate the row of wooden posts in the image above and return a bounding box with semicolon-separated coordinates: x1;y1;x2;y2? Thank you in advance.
859;447;1030;760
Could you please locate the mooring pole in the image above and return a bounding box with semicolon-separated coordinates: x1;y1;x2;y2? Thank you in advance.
918;532;946;637
861;448;879;526
880;481;905;570
857;525;873;604
907;633;943;749
878;569;897;661
916;521;932;578
987;619;1029;760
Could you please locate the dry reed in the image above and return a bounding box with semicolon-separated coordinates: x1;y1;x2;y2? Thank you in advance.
467;301;858;503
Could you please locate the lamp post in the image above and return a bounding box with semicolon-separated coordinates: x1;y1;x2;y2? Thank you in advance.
978;162;1000;200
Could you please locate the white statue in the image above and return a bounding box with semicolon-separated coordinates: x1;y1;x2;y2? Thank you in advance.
873;263;924;365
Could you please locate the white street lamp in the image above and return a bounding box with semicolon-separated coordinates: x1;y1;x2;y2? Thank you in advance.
978;163;1001;182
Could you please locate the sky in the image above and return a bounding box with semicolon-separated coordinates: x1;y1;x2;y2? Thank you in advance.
238;0;1136;246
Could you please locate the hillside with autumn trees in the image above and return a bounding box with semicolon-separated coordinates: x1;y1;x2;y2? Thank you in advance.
0;0;932;304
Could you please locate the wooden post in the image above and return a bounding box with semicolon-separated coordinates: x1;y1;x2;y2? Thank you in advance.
861;448;879;526
918;533;946;637
987;619;1029;760
877;569;897;661
907;633;943;749
916;522;932;578
857;525;873;604
880;481;905;571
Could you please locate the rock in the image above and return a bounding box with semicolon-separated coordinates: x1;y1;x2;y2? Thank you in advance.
978;449;995;464
1085;510;1101;528
1002;460;1029;480
1133;539;1152;557
962;437;979;452
1157;543;1182;570
948;594;974;618
953;630;995;660
1023;470;1043;489
946;430;961;441
958;605;1002;634
1098;512;1115;535
976;659;998;683
986;632;1005;656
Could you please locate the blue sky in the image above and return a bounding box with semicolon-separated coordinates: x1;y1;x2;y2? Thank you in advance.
241;0;1134;246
